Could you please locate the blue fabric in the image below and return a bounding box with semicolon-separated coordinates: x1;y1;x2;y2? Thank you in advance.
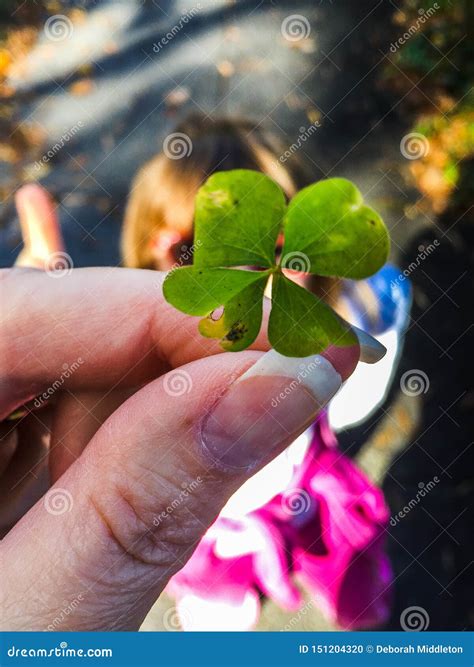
343;264;412;335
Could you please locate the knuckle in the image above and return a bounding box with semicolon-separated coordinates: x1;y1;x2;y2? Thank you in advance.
88;473;203;574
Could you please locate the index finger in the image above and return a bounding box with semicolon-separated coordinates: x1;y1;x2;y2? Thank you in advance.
0;267;271;418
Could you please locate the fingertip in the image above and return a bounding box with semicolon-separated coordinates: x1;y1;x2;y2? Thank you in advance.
322;343;360;382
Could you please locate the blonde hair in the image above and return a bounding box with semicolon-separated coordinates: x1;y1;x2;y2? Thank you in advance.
121;116;299;269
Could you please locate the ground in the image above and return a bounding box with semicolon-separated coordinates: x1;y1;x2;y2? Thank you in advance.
0;0;472;631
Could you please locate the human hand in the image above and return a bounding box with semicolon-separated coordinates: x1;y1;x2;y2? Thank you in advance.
0;185;385;631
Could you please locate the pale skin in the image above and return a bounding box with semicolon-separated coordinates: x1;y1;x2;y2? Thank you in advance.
0;184;360;630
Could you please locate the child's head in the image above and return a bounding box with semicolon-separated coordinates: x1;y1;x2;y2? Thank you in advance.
121;115;299;270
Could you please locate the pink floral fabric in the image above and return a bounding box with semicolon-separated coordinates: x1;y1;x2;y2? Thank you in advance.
168;412;392;630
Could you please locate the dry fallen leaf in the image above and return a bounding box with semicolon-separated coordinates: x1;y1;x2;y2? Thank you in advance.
69;78;95;96
216;60;235;78
164;86;191;108
0;49;12;77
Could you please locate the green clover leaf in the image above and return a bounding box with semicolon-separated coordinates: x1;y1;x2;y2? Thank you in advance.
194;169;286;268
268;273;356;357
163;266;269;352
163;170;390;357
281;178;390;279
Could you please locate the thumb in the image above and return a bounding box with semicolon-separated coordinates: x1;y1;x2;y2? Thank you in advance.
2;345;358;631
14;183;65;269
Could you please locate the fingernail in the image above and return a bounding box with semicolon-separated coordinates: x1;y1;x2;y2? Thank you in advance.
200;351;342;472
352;326;386;364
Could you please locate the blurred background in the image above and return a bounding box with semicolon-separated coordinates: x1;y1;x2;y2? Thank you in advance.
0;0;472;631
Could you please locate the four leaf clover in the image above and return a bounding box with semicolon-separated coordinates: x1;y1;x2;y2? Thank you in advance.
163;170;390;357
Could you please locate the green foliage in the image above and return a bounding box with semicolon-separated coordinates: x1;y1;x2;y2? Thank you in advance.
163;170;390;357
282;178;389;280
